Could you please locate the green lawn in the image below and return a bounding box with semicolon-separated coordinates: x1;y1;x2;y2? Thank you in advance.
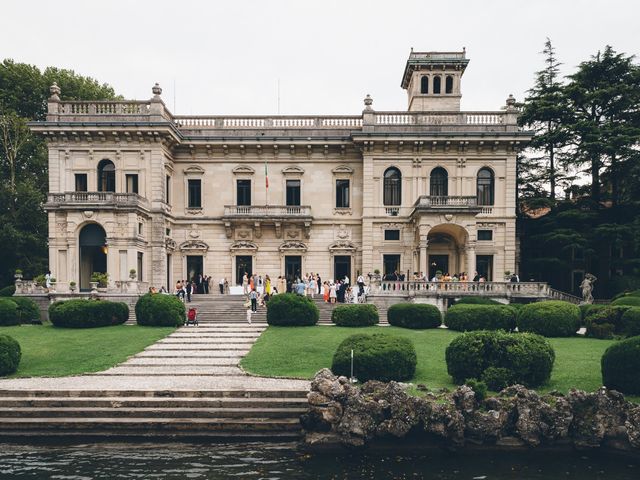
1;324;175;377
241;326;618;395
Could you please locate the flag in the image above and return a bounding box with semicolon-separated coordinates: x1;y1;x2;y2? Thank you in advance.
265;160;269;189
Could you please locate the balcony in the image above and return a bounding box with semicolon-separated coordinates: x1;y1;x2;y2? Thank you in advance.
412;195;484;214
222;205;313;239
45;192;150;212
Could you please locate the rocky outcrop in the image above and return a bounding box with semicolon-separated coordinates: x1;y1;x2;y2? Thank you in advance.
301;369;640;454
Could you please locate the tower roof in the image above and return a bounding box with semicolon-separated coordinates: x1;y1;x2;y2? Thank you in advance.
401;49;469;89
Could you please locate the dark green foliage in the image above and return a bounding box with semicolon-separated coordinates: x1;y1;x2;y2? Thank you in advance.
10;297;40;323
585;306;632;339
387;303;442;329
135;294;184;327
0;298;19;326
580;304;608;322
621;308;640;338
601;336;640;394
445;304;517;332
464;378;488;402
49;299;128;328
0;334;21;376
516;301;581;337
481;367;516;391
445;330;555;388
266;293;319;326
611;296;640;307
331;333;417;382
453;297;501;305
331;304;379;327
0;285;15;296
612;288;640;301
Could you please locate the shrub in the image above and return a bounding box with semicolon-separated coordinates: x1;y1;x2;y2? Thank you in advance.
266;293;319;326
445;304;516;332
481;367;515;391
579;304;608;323
464;378;488;402
445;330;555;388
0;285;16;297
0;335;21;376
453;297;501;305
0;299;19;326
516;301;581;337
49;299;129;328
10;297;41;324
612;289;640;301
601;336;640;395
387;303;442;329
621;308;640;338
332;304;379;327
331;333;417;382
135;294;184;327
611;296;640;307
585;306;632;339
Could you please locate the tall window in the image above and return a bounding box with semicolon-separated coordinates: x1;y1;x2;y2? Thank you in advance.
237;179;251;206
188;179;202;208
477;168;495;205
420;76;429;94
383;167;401;206
286;179;301;206
137;252;143;281
336;179;350;208
74;173;87;192
445;76;453;94
433;76;441;94
430;167;448;197
97;159;115;192
125;174;139;194
165;175;171;204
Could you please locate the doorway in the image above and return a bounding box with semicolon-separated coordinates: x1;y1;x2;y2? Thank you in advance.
235;255;253;285
186;255;203;283
284;255;302;283
429;254;449;279
334;255;351;282
79;223;107;291
476;255;494;281
383;254;401;280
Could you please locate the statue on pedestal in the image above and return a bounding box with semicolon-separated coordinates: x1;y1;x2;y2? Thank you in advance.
580;273;597;304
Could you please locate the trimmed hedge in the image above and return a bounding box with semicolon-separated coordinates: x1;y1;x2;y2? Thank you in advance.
331;333;417;382
445;330;555;389
0;285;16;297
0;334;21;376
516;300;581;337
387;303;442;329
0;298;19;326
579;304;608;323
135;294;185;327
602;336;640;395
585;306;632;339
49;299;129;328
453;297;501;305
611;296;640;307
266;293;319;326
621;308;640;338
332;304;379;327
612;289;640;301
445;304;516;332
11;297;40;324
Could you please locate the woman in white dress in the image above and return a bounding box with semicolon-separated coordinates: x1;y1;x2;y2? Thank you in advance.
329;282;337;304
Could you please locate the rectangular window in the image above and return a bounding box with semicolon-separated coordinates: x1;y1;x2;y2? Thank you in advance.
476;255;494;281
188;179;202;208
384;229;400;241
286;179;301;206
74;174;87;192
138;223;143;235
137;252;143;282
166;228;171;236
335;179;350;208
237;179;251;206
165;175;171;204
477;230;493;241
126;174;139;194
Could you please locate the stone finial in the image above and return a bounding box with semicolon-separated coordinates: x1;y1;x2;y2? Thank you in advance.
506;94;516;110
363;94;373;111
152;83;162;95
49;82;61;102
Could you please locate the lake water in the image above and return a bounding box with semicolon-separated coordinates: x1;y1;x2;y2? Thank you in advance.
0;442;638;479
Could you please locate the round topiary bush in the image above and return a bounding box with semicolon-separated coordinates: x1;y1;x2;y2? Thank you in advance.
0;298;19;326
453;297;501;305
580;304;608;323
331;333;417;382
612;296;640;307
612;289;640;301
516;300;581;337
332;304;379;327
621;308;640;338
0;334;21;376
445;304;516;332
445;330;555;389
0;285;16;297
387;303;442;329
49;299;129;328
11;297;40;324
601;336;640;395
585;306;632;339
266;293;319;326
135;294;185;327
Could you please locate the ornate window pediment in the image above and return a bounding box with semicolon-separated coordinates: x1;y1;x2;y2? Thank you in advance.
279;240;308;252
230;240;258;251
183;165;205;175
232;165;255;175
165;238;177;251
328;240;357;252
179;240;209;252
281;165;305;175
331;165;354;175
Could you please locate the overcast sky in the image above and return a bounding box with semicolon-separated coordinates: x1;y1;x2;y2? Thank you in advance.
2;0;638;116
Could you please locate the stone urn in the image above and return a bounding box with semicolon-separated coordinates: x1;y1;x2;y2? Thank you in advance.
90;281;99;293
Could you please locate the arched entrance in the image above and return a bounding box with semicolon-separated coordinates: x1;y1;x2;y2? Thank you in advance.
79;223;107;290
427;224;468;279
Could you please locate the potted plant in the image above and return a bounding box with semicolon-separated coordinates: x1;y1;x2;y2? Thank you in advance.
129;268;137;280
504;270;512;281
69;281;77;292
14;269;23;280
49;277;57;292
91;272;109;292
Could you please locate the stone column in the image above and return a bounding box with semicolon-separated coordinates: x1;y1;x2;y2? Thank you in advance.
420;239;428;277
466;241;476;277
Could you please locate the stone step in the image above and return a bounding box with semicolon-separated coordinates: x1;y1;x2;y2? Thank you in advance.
145;344;252;351
156;339;257;344
0;407;306;419
125;358;239;366
0;390;309;399
0;429;302;440
134;350;249;358
96;366;243;375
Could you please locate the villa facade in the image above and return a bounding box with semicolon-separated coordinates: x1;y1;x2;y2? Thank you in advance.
31;50;531;291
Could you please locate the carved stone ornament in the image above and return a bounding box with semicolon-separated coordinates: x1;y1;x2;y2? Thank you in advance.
230;240;258;252
331;165;354;175
179;240;209;252
286;229;300;239
278;241;308;253
336;224;350;240
333;208;352;216
183;165;205;175
281;165;305;175
83;210;94;219
444;214;454;222
165;238;177;251
232;165;255;175
329;240;357;252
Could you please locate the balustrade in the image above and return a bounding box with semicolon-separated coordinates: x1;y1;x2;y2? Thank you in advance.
368;281;551;297
46;192;149;209
224;205;311;217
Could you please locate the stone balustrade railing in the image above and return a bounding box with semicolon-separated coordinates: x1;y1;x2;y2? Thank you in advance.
374;111;509;126
548;288;583;305
59;101;151;115
369;280;551;297
174;115;363;129
414;195;479;207
224;205;312;216
46;192;150;209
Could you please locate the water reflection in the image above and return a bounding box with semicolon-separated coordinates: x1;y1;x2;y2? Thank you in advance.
0;442;637;479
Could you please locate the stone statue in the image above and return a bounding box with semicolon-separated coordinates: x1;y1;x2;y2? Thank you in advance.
580;273;597;304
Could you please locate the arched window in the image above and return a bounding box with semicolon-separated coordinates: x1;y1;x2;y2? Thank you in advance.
445;76;453;94
430;167;448;197
420;76;429;94
97;159;116;192
477;168;495;205
383;167;402;206
433;76;441;94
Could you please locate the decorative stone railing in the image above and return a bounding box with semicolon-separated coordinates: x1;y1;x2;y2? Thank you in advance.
58;101;151;115
548;288;583;305
223;205;312;217
368;281;551;297
374;111;508;126
174;116;363;129
413;195;481;208
46;192;150;210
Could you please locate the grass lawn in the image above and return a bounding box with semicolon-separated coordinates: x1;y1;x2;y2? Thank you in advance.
241;326;622;396
1;324;175;378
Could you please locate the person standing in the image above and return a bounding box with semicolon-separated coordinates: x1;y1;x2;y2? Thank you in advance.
323;281;330;302
357;273;365;297
219;277;225;294
309;275;316;299
242;272;249;295
329;282;337;304
316;274;322;295
250;288;258;312
265;275;271;295
185;281;192;303
45;271;52;291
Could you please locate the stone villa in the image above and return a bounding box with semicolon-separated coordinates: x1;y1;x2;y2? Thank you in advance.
31;50;531;292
